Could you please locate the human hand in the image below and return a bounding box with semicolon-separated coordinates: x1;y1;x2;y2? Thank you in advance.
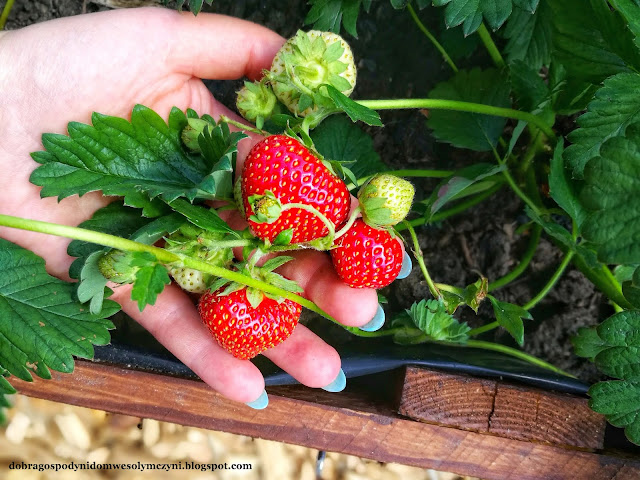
0;8;393;407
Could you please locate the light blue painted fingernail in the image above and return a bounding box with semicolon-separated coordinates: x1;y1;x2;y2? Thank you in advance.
245;389;269;410
360;304;385;332
322;368;346;392
397;251;412;279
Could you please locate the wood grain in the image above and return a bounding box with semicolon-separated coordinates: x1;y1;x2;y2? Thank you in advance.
10;360;639;480
398;367;605;450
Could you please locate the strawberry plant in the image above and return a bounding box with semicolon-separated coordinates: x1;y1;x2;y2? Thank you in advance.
3;0;640;447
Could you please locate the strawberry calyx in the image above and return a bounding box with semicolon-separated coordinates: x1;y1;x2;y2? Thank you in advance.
207;254;303;309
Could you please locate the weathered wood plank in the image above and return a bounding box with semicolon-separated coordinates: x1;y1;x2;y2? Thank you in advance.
10;361;639;480
398;367;606;450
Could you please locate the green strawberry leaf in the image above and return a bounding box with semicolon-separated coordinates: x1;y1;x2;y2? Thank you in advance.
324;85;383;127
432;0;528;35
29;105;233;204
548;142;587;230
165;199;237;236
427;68;511;152
565;73;640;178
589;378;640;445
305;0;371;37
129;252;171;311
0;374;16;424
550;0;640;88
424;163;504;218
572;326;608;360
580;123;640;264
610;0;640;48
508;60;551;114
406;298;471;343
488;295;531;346
0;238;116;385
311;115;387;180
503;0;552;70
463;276;489;314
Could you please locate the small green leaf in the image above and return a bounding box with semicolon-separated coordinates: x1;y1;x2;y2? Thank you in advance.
572;327;608;360
503;0;552;69
433;0;518;35
324;85;383;126
589;378;640;445
406;298;471;343
0;239;116;384
305;0;365;37
548;142;587;229
508;60;550;113
488;296;532;346
425;163;504;217
77;252;111;315
463;276;489;313
166;198;236;236
427;68;511;152
310;115;387;179
129;252;171;311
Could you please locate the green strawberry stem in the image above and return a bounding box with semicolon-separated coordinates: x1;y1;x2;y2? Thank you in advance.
397;181;504;230
218;115;268;136
345;326;574;377
0;213;339;324
476;23;506;69
488;224;542;292
468;248;576;338
280;202;336;238
407;4;459;73
356;99;555;140
403;221;440;298
0;0;14;30
334;207;361;239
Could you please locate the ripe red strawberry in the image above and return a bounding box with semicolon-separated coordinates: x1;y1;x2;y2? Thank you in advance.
198;288;302;360
331;219;403;288
241;135;350;245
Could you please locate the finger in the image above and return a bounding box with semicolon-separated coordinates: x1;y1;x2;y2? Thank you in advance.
109;283;265;404
277;249;380;328
165;11;285;80
262;324;342;389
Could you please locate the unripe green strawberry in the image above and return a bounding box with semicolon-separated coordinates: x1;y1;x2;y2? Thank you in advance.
97;250;138;284
165;227;233;294
236;80;279;129
269;30;356;117
181;118;212;153
358;174;415;227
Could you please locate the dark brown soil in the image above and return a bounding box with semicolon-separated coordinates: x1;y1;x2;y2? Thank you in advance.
5;0;606;383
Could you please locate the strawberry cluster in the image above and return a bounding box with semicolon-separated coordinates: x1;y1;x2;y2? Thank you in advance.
98;29;414;362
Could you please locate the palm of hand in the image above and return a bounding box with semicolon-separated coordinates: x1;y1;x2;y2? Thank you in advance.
0;8;379;404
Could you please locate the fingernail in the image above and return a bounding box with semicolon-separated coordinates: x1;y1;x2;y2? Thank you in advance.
397;251;412;279
322;368;346;392
360;304;385;332
245;389;269;410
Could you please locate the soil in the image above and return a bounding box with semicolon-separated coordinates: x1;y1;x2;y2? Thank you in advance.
5;0;605;384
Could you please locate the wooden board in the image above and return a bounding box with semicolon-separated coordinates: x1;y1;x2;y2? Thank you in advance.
10;360;640;480
398;367;606;450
